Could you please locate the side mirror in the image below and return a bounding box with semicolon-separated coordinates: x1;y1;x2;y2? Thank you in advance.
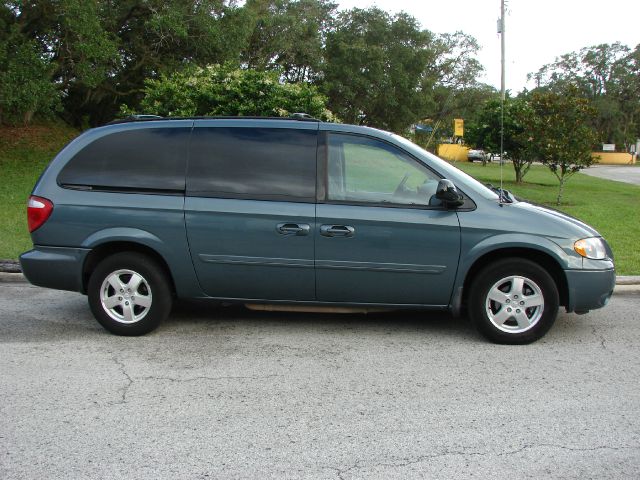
435;179;464;207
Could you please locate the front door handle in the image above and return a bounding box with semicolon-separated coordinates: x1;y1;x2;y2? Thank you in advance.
276;223;310;236
320;225;355;237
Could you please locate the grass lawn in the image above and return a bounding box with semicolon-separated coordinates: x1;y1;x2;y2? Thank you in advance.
451;160;640;274
0;123;78;260
1;125;638;274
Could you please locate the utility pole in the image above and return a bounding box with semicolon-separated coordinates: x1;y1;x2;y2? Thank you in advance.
498;0;506;198
500;0;506;101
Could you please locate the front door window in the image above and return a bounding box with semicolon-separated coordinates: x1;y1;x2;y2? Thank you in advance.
327;134;441;207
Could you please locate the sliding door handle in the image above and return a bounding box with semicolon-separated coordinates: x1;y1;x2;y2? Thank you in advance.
276;223;310;236
320;225;355;237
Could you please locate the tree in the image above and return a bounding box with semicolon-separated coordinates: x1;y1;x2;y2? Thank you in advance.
127;65;334;119
0;26;59;124
321;9;483;134
242;0;336;82
605;45;640;150
528;88;598;205
2;0;252;126
415;32;489;151
464;97;535;182
321;8;433;132
530;43;640;150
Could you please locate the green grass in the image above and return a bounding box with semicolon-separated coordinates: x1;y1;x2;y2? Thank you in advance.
0;123;78;259
1;125;638;274
451;161;640;274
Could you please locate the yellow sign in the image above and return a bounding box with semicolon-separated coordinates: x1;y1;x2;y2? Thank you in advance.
454;118;464;137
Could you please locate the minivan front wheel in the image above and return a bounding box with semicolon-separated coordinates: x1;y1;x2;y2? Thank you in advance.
469;258;559;344
88;252;172;335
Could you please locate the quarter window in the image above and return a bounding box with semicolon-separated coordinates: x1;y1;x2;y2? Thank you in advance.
58;128;189;192
187;127;317;202
327;134;441;206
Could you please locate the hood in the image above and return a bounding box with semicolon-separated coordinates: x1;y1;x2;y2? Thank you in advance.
511;201;601;239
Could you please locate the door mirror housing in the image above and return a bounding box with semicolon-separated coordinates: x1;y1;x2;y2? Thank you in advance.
435;179;464;207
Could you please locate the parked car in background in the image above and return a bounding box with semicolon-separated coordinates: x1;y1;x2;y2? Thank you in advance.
20;116;615;344
467;149;488;162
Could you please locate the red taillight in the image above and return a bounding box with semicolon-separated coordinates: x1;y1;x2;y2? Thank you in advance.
27;196;53;233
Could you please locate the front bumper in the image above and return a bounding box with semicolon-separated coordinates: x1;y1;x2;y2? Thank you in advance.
20;246;90;293
565;268;616;313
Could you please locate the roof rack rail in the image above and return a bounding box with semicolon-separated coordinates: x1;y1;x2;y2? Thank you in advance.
105;114;321;126
289;112;319;121
105;114;164;125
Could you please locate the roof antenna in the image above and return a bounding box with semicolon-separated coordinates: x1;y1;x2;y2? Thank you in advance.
498;0;506;204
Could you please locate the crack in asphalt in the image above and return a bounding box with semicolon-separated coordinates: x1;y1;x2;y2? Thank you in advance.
107;364;282;404
327;444;640;478
111;356;133;404
591;325;607;350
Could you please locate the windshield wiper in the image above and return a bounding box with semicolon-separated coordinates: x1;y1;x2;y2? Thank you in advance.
485;184;516;203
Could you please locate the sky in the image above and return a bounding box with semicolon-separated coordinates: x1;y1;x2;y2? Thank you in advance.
336;0;640;92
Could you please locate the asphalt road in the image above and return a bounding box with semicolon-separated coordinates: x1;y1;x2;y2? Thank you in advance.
580;165;640;185
1;283;639;479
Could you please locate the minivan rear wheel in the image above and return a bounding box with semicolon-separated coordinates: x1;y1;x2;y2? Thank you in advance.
468;258;559;344
88;252;172;335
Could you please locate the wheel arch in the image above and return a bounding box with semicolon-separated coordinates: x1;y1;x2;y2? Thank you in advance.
81;241;176;296
461;247;569;312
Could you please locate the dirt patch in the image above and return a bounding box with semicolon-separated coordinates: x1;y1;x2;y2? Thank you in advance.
0;123;78;151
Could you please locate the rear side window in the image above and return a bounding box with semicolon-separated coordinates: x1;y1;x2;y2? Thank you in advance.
188;127;317;202
58;128;190;192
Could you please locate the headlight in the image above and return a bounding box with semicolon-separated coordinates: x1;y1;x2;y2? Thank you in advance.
574;237;607;260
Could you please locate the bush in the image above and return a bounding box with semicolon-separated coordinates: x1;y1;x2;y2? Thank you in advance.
124;65;335;120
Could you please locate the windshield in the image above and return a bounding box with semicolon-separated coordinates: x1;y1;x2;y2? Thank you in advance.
391;134;500;201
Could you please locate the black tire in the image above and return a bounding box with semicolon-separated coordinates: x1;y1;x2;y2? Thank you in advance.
468;258;559;344
87;252;172;336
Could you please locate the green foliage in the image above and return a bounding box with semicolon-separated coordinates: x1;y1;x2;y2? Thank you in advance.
322;8;482;134
322;8;484;134
424;32;484;91
465;89;599;196
1;1;487;127
527;88;599;205
127;65;335;120
531;43;640;149
2;0;253;125
322;8;433;132
0;27;60;125
465;97;534;182
55;0;119;89
243;0;337;82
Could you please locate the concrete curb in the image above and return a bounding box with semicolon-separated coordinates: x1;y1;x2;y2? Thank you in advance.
616;276;640;285
0;272;27;283
614;285;640;295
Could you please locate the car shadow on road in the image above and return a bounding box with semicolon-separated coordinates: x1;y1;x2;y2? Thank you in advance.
164;299;479;342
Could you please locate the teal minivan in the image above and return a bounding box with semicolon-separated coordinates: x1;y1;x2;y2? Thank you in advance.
20;117;615;343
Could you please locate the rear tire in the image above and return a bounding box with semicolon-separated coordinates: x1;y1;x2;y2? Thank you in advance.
88;252;172;336
468;258;559;344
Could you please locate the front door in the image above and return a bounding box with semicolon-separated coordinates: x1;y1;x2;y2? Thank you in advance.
315;132;461;306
